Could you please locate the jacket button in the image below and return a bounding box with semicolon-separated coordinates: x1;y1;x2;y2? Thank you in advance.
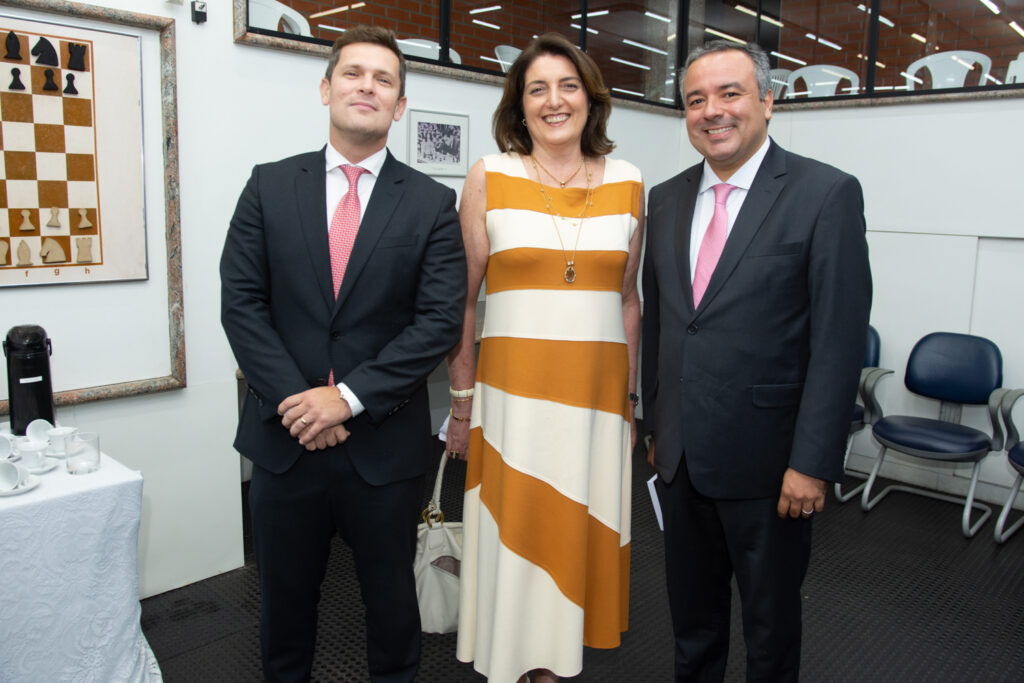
315;377;327;386
330;331;341;340
687;323;698;334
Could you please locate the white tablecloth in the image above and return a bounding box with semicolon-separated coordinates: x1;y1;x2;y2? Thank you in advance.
0;450;162;682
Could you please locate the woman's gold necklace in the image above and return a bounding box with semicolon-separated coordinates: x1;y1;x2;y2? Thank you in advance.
529;154;594;284
531;155;584;188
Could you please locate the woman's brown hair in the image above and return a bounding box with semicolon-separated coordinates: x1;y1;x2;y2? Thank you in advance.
492;33;614;157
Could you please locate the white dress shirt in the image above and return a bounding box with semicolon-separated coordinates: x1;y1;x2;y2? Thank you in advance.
688;136;772;282
323;143;389;417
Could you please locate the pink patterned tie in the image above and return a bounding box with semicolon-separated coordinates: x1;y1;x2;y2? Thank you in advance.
329;164;368;299
692;183;737;308
327;165;366;386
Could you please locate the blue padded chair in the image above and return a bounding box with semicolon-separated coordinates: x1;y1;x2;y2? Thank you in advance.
861;332;1006;538
994;389;1024;543
835;325;893;502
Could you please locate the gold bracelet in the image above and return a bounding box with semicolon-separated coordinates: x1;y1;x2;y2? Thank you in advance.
449;409;470;423
451;395;473;402
449;386;475;398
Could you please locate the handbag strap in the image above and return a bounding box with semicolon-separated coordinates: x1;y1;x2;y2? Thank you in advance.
431;452;448;511
421;453;449;527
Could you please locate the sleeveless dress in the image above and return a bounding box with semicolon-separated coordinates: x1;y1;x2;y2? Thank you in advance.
456;153;642;681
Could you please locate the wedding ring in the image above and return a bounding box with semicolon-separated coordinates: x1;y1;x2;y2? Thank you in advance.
448;451;459;458
300;417;308;425
801;508;814;515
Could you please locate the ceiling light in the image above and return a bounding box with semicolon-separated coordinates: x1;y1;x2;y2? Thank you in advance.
571;10;609;19
771;50;807;66
978;0;1000;14
645;11;671;23
805;33;842;50
623;38;668;55
318;24;346;33
734;5;783;28
570;23;599;35
985;73;1003;84
950;55;976;70
901;71;924;84
611;56;650;70
469;5;502;14
856;4;895;27
911;33;927;43
704;28;745;45
611;87;644;97
1011;21;1024;39
309;3;365;19
473;19;500;30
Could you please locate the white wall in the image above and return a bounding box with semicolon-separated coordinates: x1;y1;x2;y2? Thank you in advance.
0;0;684;597
773;99;1024;509
8;0;1020;598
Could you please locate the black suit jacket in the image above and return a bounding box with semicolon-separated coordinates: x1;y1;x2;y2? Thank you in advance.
641;140;871;499
221;148;466;485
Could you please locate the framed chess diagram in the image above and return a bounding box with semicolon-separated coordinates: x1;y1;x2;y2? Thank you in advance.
0;15;146;286
0;1;183;416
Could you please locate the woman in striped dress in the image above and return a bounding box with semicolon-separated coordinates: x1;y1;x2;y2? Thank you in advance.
445;33;645;683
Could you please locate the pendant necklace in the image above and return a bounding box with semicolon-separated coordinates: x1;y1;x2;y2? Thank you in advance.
529;154;593;284
531;154;584;188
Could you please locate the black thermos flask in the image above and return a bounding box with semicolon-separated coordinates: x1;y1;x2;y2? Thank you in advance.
3;325;56;436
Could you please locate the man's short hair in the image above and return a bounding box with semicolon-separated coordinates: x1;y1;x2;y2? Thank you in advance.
679;40;772;103
324;25;407;98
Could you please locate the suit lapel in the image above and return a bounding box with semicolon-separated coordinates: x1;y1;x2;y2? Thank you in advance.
695;142;787;315
295;148;334;312
673;165;702;315
333;150;406;314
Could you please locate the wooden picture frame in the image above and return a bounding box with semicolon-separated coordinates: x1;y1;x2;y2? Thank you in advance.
0;0;183;415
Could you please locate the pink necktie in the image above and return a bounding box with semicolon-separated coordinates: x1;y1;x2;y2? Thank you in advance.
692;183;737;308
328;164;368;299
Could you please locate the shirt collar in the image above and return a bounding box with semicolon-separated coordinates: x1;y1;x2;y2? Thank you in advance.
324;143;387;177
699;136;772;193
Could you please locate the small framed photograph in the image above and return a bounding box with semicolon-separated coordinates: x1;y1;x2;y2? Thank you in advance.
408;109;469;176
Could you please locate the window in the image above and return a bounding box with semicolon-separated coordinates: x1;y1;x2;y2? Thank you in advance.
243;1;1024;106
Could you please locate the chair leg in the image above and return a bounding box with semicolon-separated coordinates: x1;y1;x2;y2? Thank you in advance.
994;472;1024;544
835;433;868;503
960;462;992;538
860;444;889;511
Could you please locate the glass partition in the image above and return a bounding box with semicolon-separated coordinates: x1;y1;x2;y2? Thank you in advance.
243;1;1024;107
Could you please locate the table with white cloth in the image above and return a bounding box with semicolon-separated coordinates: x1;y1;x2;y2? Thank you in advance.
0;444;162;682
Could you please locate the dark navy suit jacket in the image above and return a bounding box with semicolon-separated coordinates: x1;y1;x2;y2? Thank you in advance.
221;148;466;485
642;140;872;499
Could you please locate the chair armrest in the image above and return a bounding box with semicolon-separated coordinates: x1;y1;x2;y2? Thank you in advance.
999;388;1024;451
987;388;1012;452
860;367;893;425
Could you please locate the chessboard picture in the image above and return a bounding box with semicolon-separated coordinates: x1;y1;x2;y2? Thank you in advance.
0;16;146;287
407;109;469;177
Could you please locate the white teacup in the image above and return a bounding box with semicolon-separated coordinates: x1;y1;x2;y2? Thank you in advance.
0;459;26;491
47;426;77;456
16;439;48;470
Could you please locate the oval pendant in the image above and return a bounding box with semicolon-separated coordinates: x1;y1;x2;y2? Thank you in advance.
564;265;576;284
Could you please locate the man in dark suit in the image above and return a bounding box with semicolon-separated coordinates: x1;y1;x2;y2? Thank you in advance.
220;26;466;682
641;41;871;681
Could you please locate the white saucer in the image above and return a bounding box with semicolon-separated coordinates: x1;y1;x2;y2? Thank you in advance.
0;474;40;497
26;419;54;443
28;459;59;475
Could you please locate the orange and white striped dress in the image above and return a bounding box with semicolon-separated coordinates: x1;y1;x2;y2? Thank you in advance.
456;153;641;681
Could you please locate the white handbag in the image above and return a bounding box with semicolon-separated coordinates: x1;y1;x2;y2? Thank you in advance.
414;453;463;634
